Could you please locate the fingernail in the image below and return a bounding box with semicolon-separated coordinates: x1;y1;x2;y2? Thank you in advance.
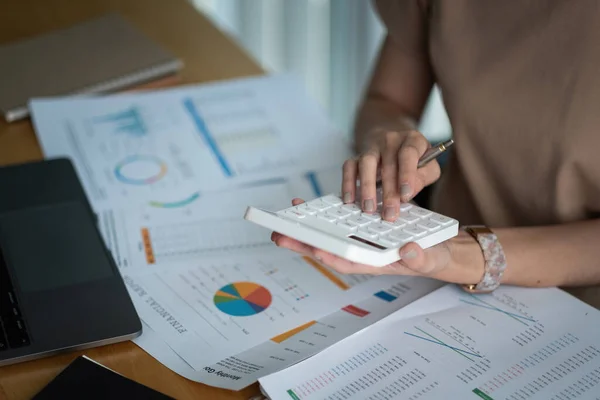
384;206;396;220
343;192;352;203
401;183;412;198
363;199;375;212
401;249;417;259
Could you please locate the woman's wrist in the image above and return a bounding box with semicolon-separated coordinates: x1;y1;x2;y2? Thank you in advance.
353;101;419;153
442;230;486;284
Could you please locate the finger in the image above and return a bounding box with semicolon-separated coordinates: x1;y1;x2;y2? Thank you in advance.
341;158;358;203
398;242;428;273
358;149;380;213
413;160;441;194
274;235;316;255
271;231;282;242
380;132;402;220
292;198;305;206
397;131;430;202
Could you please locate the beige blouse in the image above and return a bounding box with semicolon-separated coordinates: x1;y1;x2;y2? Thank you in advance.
374;0;600;228
374;0;600;306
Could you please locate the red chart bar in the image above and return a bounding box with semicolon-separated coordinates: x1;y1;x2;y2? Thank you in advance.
342;305;370;317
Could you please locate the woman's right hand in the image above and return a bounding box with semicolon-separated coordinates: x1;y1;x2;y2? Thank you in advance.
343;128;441;221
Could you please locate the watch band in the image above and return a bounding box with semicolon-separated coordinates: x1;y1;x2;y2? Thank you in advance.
461;226;507;293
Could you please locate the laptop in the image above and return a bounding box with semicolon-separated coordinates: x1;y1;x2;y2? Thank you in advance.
0;158;142;366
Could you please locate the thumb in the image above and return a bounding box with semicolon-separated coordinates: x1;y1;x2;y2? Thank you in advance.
398;242;428;274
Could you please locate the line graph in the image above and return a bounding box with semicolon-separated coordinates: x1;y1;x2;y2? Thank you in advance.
460;294;536;326
404;326;483;362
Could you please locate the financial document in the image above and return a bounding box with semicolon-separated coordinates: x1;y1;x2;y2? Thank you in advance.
30;74;351;209
28;74;449;391
134;276;443;390
97;183;291;272
122;253;422;372
94;175;426;390
259;284;600;400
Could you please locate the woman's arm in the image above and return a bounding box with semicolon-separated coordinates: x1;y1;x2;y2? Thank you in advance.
345;35;442;215
490;219;600;287
352;35;434;154
393;217;600;288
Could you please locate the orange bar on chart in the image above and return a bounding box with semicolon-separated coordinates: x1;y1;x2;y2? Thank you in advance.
140;228;155;264
271;320;317;344
302;256;349;291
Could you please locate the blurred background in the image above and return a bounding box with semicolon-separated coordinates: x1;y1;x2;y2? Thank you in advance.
191;0;451;142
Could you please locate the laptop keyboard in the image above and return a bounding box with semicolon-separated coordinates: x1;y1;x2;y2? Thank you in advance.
0;248;31;351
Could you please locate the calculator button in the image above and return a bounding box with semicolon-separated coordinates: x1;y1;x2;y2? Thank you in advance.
322;195;343;206
337;221;358;232
403;225;428;237
283;210;306;219
327;208;352;219
389;232;414;242
361;212;381;222
409;207;432;218
429;213;454;226
400;203;412;212
382;218;406;229
378;236;401;247
341;203;361;214
307;200;331;211
301;215;355;237
356;228;378;240
346;216;372;227
398;212;419;224
296;205;317;215
317;212;337;222
368;223;392;235
417;220;441;231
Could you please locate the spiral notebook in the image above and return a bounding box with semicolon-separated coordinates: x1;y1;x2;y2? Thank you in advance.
0;13;183;122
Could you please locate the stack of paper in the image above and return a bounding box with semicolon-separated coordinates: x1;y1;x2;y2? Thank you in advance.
259;284;600;399
29;75;444;390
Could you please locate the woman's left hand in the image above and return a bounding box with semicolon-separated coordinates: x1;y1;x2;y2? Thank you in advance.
271;199;485;284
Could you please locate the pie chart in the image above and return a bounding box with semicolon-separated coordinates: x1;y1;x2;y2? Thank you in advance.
214;282;272;317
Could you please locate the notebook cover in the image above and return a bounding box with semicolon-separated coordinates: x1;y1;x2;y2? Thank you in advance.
32;355;173;399
0;13;183;122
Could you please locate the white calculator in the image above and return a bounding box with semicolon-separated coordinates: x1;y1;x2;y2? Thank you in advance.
244;193;459;267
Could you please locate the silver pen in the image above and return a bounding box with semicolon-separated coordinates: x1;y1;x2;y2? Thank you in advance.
374;139;454;189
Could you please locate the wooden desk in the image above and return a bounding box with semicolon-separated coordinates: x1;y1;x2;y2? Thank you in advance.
0;1;263;398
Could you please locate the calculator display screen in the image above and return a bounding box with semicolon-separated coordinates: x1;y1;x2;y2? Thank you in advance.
348;235;387;250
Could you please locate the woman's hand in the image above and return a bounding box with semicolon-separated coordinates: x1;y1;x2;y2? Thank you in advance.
272;200;485;284
345;128;441;221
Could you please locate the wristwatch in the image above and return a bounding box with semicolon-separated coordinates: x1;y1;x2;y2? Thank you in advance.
461;226;507;293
